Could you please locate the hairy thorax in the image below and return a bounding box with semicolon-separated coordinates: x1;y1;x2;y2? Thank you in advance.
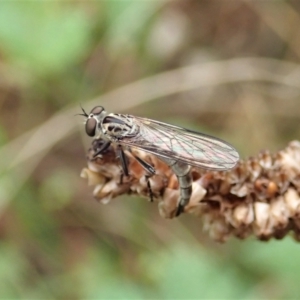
101;114;139;140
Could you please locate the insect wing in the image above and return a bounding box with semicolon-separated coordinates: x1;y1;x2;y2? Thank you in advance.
117;116;239;170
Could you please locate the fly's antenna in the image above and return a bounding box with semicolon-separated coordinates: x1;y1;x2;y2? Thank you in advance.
75;104;89;117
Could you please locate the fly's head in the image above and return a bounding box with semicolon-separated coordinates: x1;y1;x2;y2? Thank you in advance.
80;106;107;138
101;114;139;140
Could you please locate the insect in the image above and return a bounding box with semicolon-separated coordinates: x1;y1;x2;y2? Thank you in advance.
80;106;239;216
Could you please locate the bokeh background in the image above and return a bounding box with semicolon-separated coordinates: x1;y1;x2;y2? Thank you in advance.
1;1;300;299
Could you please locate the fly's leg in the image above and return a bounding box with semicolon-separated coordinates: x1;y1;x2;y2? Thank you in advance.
119;173;124;185
92;140;111;158
145;175;154;202
116;145;129;178
130;152;156;202
117;146;156;201
93;141;128;184
132;154;156;175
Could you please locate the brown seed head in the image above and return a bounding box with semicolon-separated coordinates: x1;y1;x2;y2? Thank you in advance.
81;139;300;242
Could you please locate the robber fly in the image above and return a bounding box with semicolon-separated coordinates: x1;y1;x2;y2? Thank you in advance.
80;106;239;216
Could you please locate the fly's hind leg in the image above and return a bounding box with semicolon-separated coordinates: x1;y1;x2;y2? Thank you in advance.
145;175;154;202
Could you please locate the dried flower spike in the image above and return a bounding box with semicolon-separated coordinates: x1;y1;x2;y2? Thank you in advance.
81;139;300;242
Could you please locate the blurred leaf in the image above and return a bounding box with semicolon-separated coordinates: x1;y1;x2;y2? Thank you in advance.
237;239;300;298
77;248;146;299
0;2;92;76
14;184;60;250
0;244;56;299
0;172;14;211
0;244;25;298
140;243;254;299
0;126;8;146
104;0;164;57
39;170;75;211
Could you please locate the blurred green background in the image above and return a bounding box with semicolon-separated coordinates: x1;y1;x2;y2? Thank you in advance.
1;1;300;299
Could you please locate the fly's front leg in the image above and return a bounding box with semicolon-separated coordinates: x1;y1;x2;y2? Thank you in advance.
92;140;111;158
116;145;129;183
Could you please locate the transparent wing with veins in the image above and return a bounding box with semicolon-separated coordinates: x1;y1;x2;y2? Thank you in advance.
117;116;239;170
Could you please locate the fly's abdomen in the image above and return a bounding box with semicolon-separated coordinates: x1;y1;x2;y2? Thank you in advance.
160;157;193;216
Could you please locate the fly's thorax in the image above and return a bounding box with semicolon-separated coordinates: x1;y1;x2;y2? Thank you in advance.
101;114;139;140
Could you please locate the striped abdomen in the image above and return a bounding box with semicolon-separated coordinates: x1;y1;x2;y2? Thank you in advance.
160;157;192;216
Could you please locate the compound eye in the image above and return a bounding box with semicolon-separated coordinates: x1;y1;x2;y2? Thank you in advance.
90;106;104;115
85;118;97;137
